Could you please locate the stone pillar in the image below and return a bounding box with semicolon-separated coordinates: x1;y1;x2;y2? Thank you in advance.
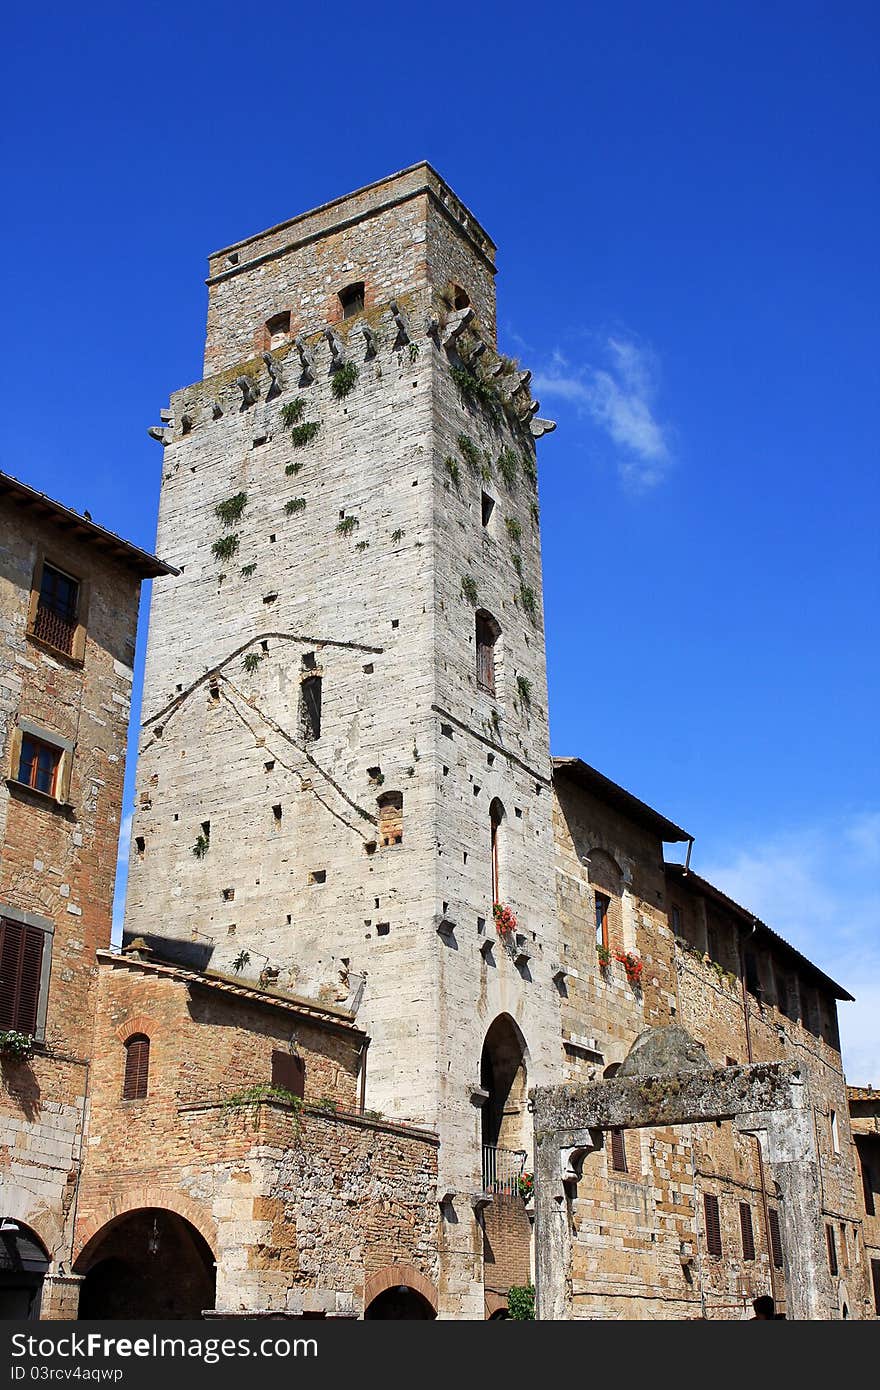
738;1091;835;1320
534;1131;570;1320
40;1274;84;1320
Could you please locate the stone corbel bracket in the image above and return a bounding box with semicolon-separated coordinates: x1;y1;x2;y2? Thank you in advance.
235;375;260;409
531;418;557;438
389;300;411;349
324;327;346;369
147;426;171;445
441;305;474;348
294;335;315;385
360;323;378;359
261;351;284;399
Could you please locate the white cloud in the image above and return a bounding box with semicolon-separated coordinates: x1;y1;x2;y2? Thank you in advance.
532;336;672;490
693;811;880;1084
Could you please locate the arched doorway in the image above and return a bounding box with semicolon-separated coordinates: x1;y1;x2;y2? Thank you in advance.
0;1221;48;1319
76;1209;215;1319
480;1015;529;1156
364;1286;436;1319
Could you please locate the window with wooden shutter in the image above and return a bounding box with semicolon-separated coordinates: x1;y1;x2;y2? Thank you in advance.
595;892;610;951
0;918;44;1035
32;563;79;656
610;1128;627;1173
122;1035;150;1100
739;1202;755;1260
768;1207;784;1268
826;1224;838;1276
475;612;499;696
271;1049;305;1099
704;1193;722;1258
861;1157;876;1218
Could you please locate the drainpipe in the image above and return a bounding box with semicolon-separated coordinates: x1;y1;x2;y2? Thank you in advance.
358;1037;370;1114
738;924;778;1307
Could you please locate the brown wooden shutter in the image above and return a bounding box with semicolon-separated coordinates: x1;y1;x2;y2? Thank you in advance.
271;1050;305;1099
123;1035;150;1100
739;1202;755;1260
704;1193;722;1257
826;1224;838;1276
768;1207;784;1268
0;918;44;1034
610;1128;627;1172
862;1158;875;1218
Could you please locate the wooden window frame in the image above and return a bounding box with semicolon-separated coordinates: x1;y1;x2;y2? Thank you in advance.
490;799;504;904
594;891;610;952
26;553;89;665
7;718;74;808
122;1034;150;1101
0;906;54;1041
826;1223;838;1277
610;1127;627;1173
739;1201;755;1261
475;611;500;697
704;1192;723;1258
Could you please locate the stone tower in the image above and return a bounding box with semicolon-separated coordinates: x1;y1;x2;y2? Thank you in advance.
126;163;560;1317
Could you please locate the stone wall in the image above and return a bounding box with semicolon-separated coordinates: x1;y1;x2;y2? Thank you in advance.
0;498;146;1272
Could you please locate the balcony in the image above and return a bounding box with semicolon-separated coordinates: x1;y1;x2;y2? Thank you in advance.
482;1144;527;1197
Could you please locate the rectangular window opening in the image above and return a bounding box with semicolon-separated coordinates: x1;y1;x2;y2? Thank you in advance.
33;563;79;655
17;735;61;797
704;1193;722;1258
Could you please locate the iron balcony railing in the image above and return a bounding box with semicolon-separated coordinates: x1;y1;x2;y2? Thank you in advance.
482;1144;527;1196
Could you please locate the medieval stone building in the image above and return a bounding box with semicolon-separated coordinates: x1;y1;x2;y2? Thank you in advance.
1;165;875;1319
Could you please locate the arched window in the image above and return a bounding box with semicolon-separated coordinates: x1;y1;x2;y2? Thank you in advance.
476;611;500;696
588;848;622;954
377;791;403;847
490;798;505;904
338;282;365;318
264;312;291;349
122;1034;150;1100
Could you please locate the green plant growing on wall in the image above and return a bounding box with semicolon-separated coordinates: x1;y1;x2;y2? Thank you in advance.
331;361;358;399
215;493;248;526
511;552;523;577
285;460;303;476
461;575;478;605
505;516;522;545
530;500;540;527
243;651;265;673
315;1095;338;1113
497;448;518;489
516;674;532;708
520;584;538;623
457;433;482;473
192;833;209;859
211;534;240;563
391;528;404;544
284;497;306;515
336;516;359;537
408;342;420;362
280;398;306;427
231;950;251;974
451;364;500;416
507;1284;535;1320
240;563;256;577
445;456;461;489
0;1029;35;1061
290;421;321;448
522;452;538;490
489;708;501;735
355;540;369;551
222;1084;304;1133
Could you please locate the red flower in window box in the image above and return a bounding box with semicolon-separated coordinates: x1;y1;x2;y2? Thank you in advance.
615;951;644;986
493;903;517;936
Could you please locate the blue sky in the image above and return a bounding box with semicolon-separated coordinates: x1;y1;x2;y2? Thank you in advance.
3;2;877;1078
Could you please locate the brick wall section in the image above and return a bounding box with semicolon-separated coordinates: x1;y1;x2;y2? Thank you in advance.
0;499;147;1269
482;1193;531;1301
77;958;439;1317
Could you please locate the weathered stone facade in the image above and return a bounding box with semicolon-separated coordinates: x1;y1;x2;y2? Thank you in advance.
0;475;171;1315
849;1087;880;1317
125;162;559;1318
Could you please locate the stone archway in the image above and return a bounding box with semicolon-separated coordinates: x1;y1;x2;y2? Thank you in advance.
363;1265;437;1320
74;1208;216;1319
0;1220;49;1319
